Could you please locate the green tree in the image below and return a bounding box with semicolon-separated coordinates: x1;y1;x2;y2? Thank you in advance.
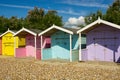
43;10;62;29
26;7;43;29
9;16;18;30
0;16;9;33
7;16;24;30
26;7;62;30
105;0;120;25
85;10;103;24
85;0;120;25
0;7;62;33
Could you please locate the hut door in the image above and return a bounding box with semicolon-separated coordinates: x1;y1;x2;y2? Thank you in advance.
93;28;118;62
94;39;104;61
94;38;115;62
4;44;14;56
104;30;117;62
104;38;114;62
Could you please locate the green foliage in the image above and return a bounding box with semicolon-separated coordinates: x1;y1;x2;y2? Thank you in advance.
78;25;85;28
26;7;62;30
43;10;62;29
85;10;104;25
105;0;120;25
0;16;9;33
0;7;63;33
85;0;120;25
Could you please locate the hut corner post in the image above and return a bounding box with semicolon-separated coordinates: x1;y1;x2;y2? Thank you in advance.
34;36;37;59
40;35;43;60
70;34;72;62
14;37;16;57
79;33;82;61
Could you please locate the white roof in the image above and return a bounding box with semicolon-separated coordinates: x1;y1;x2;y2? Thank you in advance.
14;27;37;36
77;18;120;33
0;29;15;37
39;24;73;36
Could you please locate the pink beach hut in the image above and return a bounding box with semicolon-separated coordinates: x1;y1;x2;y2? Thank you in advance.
14;27;41;59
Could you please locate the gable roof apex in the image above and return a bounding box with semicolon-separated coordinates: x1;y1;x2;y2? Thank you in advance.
39;24;74;36
98;17;101;24
53;24;56;27
8;28;9;31
77;19;120;33
0;29;15;37
14;27;37;36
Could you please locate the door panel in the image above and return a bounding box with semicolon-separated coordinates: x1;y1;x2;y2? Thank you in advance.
94;39;104;61
94;30;116;62
104;45;114;61
4;44;14;56
94;30;104;61
104;31;115;62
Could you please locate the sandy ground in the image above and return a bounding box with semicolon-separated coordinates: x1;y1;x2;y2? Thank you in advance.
0;56;120;80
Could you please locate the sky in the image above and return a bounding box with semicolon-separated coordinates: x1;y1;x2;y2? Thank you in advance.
0;0;114;27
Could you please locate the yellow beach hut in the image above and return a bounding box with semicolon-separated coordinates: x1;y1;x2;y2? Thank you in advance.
0;29;19;56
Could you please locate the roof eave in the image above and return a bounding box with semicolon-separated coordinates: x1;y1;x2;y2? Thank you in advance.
39;24;73;36
0;30;15;37
14;27;37;36
77;20;98;33
77;18;120;34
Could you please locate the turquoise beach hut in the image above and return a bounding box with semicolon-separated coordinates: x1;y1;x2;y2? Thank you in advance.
39;24;81;62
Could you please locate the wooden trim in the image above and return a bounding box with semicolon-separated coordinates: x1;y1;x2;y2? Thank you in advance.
14;37;16;57
34;36;37;59
0;29;15;37
70;34;72;62
39;24;73;36
79;33;82;61
77;18;120;33
41;36;43;60
14;27;37;36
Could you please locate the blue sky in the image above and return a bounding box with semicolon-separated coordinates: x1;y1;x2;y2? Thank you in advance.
0;0;114;22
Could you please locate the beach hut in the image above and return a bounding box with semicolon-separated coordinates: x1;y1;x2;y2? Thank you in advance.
14;27;50;59
0;29;18;56
39;24;82;62
77;18;120;62
14;27;40;59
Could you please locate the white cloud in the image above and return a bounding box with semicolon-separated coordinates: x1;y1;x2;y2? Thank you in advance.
0;3;49;12
0;3;86;16
57;9;80;16
0;3;34;9
60;0;108;8
64;16;85;28
57;8;87;16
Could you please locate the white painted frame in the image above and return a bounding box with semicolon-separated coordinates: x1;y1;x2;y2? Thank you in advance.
79;33;82;61
14;27;37;36
0;29;15;37
70;34;72;62
77;18;120;33
40;35;43;60
39;24;73;36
